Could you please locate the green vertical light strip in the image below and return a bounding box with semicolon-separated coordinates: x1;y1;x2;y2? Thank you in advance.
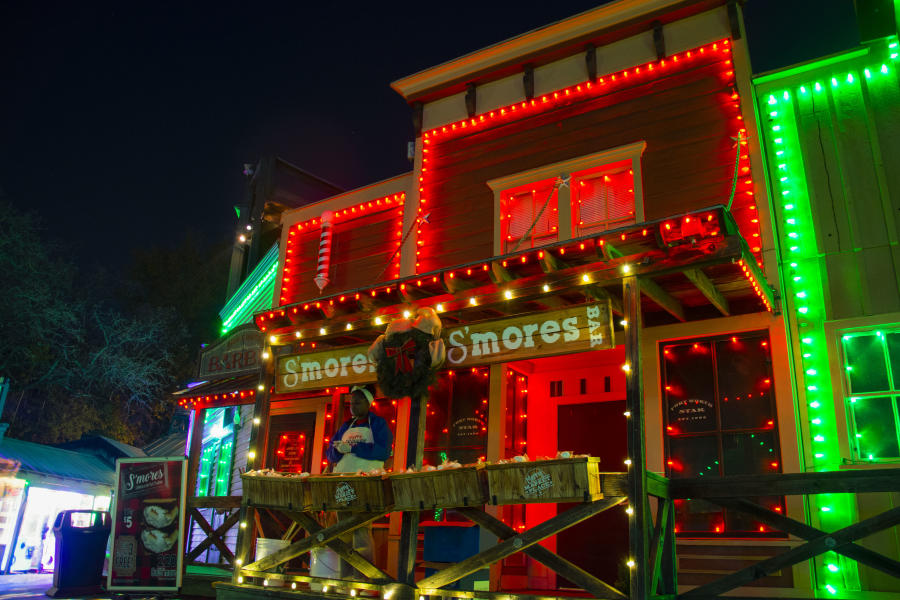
759;39;899;595
214;436;234;496
219;244;279;336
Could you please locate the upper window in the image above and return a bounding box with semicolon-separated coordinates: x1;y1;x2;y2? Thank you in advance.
841;329;900;461
489;142;645;255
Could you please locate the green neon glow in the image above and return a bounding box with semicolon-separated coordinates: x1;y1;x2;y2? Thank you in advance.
752;39;900;591
219;243;279;335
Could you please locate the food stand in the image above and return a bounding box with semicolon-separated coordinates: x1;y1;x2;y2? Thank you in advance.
217;206;775;600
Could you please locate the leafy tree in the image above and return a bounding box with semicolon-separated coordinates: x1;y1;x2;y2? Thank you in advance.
0;198;227;445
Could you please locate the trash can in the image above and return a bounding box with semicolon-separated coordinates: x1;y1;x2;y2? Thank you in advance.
46;510;111;598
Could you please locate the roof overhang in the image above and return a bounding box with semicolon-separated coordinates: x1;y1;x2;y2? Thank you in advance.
255;206;775;354
391;0;726;104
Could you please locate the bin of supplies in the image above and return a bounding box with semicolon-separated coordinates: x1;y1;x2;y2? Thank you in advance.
46;510;111;598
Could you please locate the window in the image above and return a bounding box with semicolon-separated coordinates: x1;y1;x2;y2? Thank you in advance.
489;142;645;255
196;407;239;497
661;331;784;537
841;329;900;461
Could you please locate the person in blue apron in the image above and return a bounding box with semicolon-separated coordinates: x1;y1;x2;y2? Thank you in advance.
324;385;392;579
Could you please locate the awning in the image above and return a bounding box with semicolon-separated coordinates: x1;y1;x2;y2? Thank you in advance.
254;205;775;348
0;437;114;489
172;373;260;409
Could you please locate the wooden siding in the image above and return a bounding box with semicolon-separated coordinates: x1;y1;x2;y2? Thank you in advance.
280;206;402;305
764;64;900;320
418;52;751;273
785;69;900;320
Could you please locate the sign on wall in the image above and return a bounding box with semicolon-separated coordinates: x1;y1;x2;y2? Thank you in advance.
108;457;187;592
276;302;612;393
198;327;263;379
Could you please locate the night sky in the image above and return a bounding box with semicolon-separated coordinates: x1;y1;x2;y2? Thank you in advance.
2;1;859;270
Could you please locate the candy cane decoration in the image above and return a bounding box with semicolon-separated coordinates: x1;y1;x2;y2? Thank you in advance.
314;210;334;292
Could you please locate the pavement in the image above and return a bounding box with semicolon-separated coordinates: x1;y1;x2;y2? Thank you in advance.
0;573;207;600
0;573;55;600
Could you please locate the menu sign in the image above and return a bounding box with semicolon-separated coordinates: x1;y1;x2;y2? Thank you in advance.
108;458;187;592
276;302;613;393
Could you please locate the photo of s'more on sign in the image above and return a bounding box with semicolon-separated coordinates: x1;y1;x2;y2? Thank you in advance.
276;301;612;393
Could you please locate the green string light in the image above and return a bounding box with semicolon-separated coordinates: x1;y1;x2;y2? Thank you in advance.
754;37;899;591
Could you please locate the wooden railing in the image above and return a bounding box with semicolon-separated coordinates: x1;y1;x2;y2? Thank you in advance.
186;496;242;568
668;469;900;600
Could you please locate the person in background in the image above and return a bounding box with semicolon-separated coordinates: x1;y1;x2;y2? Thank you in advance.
325;385;392;578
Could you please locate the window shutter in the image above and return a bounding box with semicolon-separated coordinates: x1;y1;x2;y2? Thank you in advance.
575;169;634;235
505;182;558;250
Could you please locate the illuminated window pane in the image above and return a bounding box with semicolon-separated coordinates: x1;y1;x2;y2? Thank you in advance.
663;342;716;433
850;396;900;459
886;333;900;387
844;334;889;393
722;432;778;476
669;435;719;478
716;336;774;430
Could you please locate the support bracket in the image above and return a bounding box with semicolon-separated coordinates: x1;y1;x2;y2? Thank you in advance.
523;65;535;101
465;83;477;118
652;21;666;61
585;44;597;82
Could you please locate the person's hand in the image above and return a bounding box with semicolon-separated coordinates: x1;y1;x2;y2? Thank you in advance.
336;441;352;454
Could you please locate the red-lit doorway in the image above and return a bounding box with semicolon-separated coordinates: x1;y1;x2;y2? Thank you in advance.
557;400;628;588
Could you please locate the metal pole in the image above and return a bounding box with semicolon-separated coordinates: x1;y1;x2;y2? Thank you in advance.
623;276;650;599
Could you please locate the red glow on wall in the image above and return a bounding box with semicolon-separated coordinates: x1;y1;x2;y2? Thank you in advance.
418;37;765;273
279;193;405;306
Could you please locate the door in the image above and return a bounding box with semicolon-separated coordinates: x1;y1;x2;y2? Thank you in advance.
557;400;628;588
266;412;317;474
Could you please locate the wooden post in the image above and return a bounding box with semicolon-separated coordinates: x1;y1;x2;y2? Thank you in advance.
623;276;650;599
397;394;427;585
231;346;276;583
183;406;206;573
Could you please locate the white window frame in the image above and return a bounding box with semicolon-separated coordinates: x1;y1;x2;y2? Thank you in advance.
487;141;647;255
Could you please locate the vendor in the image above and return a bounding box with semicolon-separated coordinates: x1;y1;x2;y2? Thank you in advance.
326;385;392;471
323;386;392;580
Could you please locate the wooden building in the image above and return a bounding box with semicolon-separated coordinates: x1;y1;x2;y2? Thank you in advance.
752;9;900;598
182;2;900;600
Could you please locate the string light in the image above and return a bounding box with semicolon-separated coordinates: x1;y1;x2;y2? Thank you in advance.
756;36;900;592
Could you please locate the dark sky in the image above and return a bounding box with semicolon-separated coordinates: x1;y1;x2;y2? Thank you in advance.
2;1;858;270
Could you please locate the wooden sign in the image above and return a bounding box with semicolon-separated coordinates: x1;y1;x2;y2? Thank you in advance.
276;302;612;393
198;327;263;379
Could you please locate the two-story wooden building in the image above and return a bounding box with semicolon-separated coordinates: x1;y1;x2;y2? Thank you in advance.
182;2;900;600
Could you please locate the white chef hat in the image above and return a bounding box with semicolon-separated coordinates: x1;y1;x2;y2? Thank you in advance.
350;386;374;405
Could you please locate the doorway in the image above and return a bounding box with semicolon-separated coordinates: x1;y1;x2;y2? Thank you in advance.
266;412;317;474
557;400;628;588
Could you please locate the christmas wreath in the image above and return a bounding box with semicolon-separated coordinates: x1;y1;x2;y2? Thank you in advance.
367;307;446;399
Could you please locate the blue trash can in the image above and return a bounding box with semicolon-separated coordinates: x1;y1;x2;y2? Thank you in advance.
46;510;111;598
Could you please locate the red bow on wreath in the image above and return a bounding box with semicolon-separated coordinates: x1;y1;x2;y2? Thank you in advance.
385;339;416;374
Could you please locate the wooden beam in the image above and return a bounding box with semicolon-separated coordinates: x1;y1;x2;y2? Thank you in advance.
417;497;625;590
285;511;393;582
187;509;239;563
681;505;900;597
490;260;516;284
540;250;568;273
188;496;242;509
583;284;623;316
639;276;685;321
684;268;729;315
670;468;900;498
398;394;428;585
242;512;383;573
711;498;900;580
442;271;479;294
648;500;671;597
623;276;650;600
457;508;626;600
